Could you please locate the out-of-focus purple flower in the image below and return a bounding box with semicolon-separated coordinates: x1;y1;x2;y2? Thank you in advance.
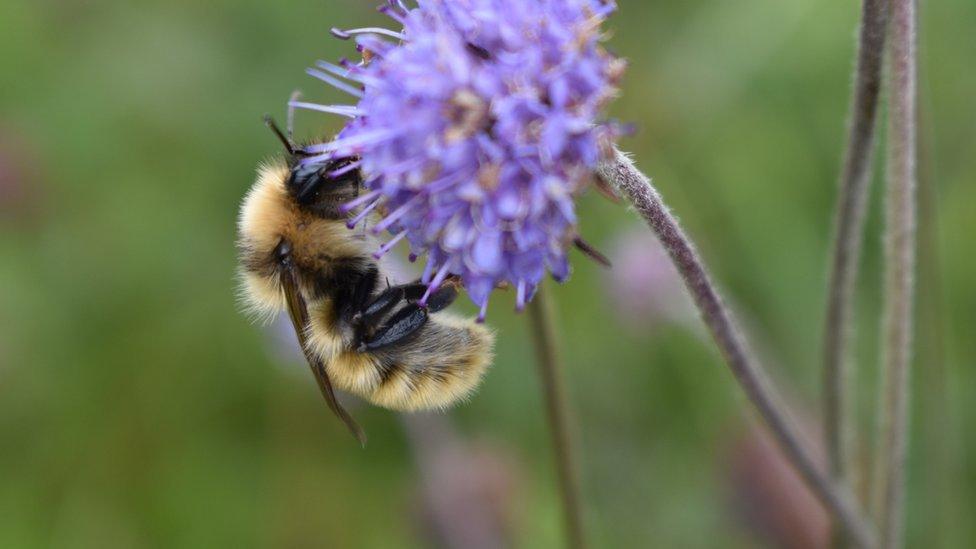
401;413;521;549
723;411;829;549
0;129;44;227
296;0;625;320
605;226;693;329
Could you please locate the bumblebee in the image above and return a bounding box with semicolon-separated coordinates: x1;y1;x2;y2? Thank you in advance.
237;115;494;443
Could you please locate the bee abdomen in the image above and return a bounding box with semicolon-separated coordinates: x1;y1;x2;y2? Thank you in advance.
330;315;494;411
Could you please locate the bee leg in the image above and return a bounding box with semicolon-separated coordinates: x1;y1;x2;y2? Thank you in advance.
398;282;429;302
424;284;458;313
353;282;427;338
358;304;428;352
353;276;460;344
397;275;462;310
355;285;405;327
359;281;429;311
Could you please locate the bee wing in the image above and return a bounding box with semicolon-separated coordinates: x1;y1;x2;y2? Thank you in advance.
281;268;367;447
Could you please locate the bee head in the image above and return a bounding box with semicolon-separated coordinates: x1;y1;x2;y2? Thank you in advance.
264;115;362;219
285;156;362;218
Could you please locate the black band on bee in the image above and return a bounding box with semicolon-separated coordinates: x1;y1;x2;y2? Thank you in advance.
319;260;375;309
289;162;330;204
286;157;363;219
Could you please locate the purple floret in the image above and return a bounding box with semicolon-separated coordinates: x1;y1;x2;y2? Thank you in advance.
297;0;625;320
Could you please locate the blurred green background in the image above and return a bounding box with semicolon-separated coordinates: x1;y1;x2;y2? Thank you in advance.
1;0;973;547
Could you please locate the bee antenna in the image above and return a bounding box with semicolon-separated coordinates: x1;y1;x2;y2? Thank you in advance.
263;114;296;156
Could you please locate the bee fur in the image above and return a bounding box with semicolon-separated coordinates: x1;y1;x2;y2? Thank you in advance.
237;157;495;415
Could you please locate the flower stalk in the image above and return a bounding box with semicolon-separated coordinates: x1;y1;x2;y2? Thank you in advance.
527;286;587;549
872;0;918;546
597;150;878;548
822;0;889;544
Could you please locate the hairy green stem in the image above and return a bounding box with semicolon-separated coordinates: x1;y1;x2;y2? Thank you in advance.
527;287;586;549
872;0;917;546
598;151;878;548
823;0;889;530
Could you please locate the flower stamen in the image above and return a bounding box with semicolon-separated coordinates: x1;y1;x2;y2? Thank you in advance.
340;189;381;214
371;196;420;234
328;160;362;178
476;298;489;323
515;279;527;311
314;60;379;87
346;198;381;229
289;101;362;117
373;230;407;259
305;68;364;98
331;27;406;41
302;129;396;155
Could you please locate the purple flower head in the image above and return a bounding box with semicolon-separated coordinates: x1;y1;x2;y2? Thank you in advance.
296;0;625;320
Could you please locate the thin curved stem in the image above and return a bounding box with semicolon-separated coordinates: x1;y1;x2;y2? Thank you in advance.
597;151;878;549
823;5;889;541
527;286;587;549
872;0;917;546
